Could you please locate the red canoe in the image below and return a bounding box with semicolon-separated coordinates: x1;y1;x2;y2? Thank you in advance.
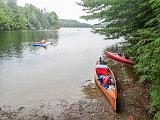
105;51;134;65
95;61;117;111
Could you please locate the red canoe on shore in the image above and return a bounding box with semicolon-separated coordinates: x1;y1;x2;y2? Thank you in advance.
95;61;117;111
105;51;134;65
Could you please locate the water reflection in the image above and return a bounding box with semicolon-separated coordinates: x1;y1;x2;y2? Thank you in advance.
0;30;59;60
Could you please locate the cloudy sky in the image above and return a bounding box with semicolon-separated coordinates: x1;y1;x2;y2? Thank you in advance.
17;0;97;24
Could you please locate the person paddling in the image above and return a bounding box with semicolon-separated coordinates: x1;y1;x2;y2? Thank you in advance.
41;39;47;44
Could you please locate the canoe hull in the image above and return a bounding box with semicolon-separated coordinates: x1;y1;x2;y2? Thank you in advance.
95;62;117;111
105;51;134;65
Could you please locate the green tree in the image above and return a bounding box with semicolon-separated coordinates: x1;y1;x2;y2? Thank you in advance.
0;8;12;29
0;1;60;30
79;0;150;39
80;0;160;119
48;12;59;29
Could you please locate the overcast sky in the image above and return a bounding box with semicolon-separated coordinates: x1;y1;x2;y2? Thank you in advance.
17;0;98;24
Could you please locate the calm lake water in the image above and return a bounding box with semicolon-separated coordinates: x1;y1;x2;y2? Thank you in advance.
0;28;120;107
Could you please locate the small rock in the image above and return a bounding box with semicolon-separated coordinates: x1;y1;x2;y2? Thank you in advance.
18;107;25;111
43;115;49;120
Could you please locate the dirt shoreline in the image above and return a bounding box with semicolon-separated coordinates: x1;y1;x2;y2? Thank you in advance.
0;80;151;120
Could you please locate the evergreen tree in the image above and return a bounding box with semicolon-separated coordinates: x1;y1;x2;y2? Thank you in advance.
80;0;160;118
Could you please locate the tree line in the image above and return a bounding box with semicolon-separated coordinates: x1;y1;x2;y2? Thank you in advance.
0;0;92;30
0;0;59;30
59;19;91;28
79;0;160;119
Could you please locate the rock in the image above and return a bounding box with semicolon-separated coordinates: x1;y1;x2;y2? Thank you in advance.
18;107;25;111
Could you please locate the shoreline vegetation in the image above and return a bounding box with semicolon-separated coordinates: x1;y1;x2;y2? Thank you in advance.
0;0;59;30
59;19;91;28
79;0;160;119
0;0;91;31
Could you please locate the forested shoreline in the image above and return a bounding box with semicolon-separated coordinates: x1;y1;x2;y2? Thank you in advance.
80;0;160;119
0;0;59;30
0;0;91;30
59;19;91;28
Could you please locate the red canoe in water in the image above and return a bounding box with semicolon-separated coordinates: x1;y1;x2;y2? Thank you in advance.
105;51;134;65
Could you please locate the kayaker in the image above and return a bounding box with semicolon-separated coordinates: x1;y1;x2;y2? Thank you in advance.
41;39;47;44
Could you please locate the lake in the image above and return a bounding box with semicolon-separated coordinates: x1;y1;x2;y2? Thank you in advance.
0;28;120;107
0;28;151;120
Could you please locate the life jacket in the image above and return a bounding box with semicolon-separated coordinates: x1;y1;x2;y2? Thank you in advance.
103;76;111;84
